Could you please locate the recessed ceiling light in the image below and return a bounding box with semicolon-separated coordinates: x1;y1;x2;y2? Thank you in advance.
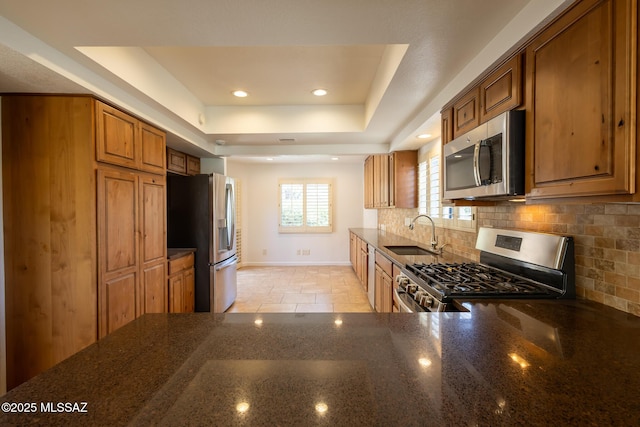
417;133;432;139
312;89;327;96
266;157;274;161
331;157;339;161
233;90;248;98
214;139;226;146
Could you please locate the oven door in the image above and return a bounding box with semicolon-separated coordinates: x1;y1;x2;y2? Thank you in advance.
394;288;427;313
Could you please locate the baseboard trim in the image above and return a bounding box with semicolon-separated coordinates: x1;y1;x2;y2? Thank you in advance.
240;261;352;268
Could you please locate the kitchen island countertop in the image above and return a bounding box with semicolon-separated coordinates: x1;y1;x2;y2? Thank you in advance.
1;299;639;426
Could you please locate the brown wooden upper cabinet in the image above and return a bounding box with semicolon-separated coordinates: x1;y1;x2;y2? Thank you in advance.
167;148;187;174
96;101;166;174
187;155;201;175
448;55;522;141
364;156;375;208
526;0;637;200
479;55;522;123
441;107;453;144
167;147;201;175
452;87;480;139
364;151;417;209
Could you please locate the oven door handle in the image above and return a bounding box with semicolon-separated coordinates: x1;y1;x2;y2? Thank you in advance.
394;288;415;313
473;141;482;187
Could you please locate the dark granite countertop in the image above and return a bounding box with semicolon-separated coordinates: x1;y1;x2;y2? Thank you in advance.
167;248;196;260
349;227;471;266
2;300;639;426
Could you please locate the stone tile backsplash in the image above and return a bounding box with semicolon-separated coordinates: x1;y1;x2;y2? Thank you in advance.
377;203;640;316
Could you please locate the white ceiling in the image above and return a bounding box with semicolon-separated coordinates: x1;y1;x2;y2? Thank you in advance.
0;0;573;162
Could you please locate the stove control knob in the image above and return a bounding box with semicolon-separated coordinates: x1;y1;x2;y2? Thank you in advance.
423;295;434;308
396;275;410;286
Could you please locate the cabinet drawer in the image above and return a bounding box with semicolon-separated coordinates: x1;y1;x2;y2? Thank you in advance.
168;253;194;275
375;252;393;277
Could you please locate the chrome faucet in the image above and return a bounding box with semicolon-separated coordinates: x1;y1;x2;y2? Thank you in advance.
408;214;439;252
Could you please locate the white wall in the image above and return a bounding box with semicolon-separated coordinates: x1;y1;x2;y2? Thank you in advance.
200;157;226;175
227;159;365;265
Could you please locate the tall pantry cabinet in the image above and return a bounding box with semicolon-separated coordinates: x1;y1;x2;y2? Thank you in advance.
2;95;167;390
95;102;167;337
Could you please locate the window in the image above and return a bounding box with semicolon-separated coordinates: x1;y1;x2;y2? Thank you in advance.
418;141;476;231
279;179;333;233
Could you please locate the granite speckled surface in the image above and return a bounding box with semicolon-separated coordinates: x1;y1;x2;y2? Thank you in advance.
1;300;639;426
167;248;197;260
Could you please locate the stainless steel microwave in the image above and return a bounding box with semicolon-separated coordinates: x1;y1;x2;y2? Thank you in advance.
443;110;525;200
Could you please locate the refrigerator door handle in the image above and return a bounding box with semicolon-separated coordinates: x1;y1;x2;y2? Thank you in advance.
214;255;238;271
225;182;235;251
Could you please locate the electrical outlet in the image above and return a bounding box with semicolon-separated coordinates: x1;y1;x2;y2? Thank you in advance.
262;249;267;255
302;249;310;255
296;249;301;255
405;217;412;226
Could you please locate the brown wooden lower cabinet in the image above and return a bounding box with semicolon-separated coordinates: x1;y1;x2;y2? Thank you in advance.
97;167;167;337
143;262;168;313
101;273;137;334
375;251;394;313
168;252;195;313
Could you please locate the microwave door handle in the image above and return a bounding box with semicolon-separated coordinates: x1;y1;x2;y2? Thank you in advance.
473;141;482;186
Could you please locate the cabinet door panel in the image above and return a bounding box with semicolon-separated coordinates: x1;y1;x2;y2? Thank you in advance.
99;170;138;274
102;273;137;335
374;265;383;312
187;155;201;175
96;102;138;169
441;108;453;144
183;268;195;313
480;55;522;123
534;2;612;183
363;156;374;208
167;148;187;174
98;168;140;338
382;272;393;313
169;274;184;313
140;123;166;174
526;0;635;199
140;175;166;264
143;261;167;313
453;88;480;138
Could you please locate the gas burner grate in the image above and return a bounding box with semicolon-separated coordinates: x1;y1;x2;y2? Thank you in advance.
406;262;553;298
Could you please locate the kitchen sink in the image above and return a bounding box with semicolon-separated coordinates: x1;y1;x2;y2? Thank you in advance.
384;245;439;256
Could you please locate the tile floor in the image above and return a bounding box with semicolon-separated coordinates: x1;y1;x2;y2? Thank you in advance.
227;265;373;313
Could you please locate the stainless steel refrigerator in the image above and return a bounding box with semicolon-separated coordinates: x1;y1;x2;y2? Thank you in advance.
167;173;237;312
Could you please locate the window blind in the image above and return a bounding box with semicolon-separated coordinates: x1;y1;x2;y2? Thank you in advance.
279;179;333;233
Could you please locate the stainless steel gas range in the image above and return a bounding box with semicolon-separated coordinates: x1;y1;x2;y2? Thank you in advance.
394;227;575;312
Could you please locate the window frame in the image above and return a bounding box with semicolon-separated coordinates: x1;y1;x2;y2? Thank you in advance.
278;178;333;233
